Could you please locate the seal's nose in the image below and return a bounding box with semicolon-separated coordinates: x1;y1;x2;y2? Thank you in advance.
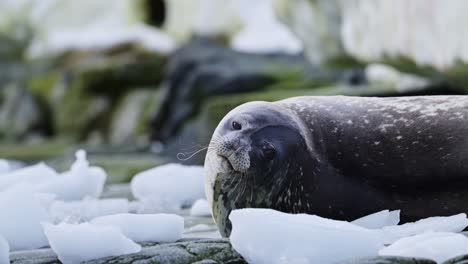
216;137;250;173
216;137;241;158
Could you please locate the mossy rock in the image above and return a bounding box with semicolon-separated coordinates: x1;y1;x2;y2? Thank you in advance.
77;51;166;95
0;83;49;140
109;88;160;145
371;55;468;94
54;75;112;140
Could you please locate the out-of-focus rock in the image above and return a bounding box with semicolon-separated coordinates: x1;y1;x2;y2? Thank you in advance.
148;38;352;142
109;89;160;145
0;83;49;140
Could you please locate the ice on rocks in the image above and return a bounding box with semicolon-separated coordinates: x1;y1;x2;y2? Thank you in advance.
0;189;51;251
190;199;212;217
31;24;176;57
382;213;468;243
0;162;58;191
229;209;385;264
43;222;141;264
49;198;129;223
0;234;9;264
91;213;184;243
379;232;468;263
352;210;400;229
131;163;205;211
34;150;106;201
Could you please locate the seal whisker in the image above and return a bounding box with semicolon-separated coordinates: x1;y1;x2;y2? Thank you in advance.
177;147;209;161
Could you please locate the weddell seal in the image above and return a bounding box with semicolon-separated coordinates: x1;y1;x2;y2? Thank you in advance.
204;95;468;237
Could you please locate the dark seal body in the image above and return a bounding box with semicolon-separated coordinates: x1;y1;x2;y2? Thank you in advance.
204;96;468;237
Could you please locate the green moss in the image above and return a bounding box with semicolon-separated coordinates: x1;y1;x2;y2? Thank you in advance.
27;71;61;100
324;54;366;69
263;63;332;90
0;139;73;161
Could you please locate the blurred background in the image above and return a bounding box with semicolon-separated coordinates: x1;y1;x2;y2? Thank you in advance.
0;0;467;183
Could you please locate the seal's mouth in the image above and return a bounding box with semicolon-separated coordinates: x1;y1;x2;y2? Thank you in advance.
218;155;234;172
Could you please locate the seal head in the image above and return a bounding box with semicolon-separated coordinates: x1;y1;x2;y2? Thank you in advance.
205;101;317;237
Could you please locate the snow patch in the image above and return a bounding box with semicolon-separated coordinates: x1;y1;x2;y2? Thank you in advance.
229;0;303;54
29;24;176;57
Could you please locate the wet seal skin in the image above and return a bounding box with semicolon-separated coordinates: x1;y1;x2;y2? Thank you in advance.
204;96;468;237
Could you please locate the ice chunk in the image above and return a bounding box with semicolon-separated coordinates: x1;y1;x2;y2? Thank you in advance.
35;150;106;201
190;199;212;217
0;160;10;175
0;189;51;251
352;210;400;229
229;209;384;264
379;232;468;263
91;213;184;243
43;222;141;264
0;234;9;264
0;163;58;191
131;163;205;211
382;213;468;243
50;198;129;223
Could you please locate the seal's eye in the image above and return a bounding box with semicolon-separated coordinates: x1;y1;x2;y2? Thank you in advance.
232;121;242;130
262;146;276;161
